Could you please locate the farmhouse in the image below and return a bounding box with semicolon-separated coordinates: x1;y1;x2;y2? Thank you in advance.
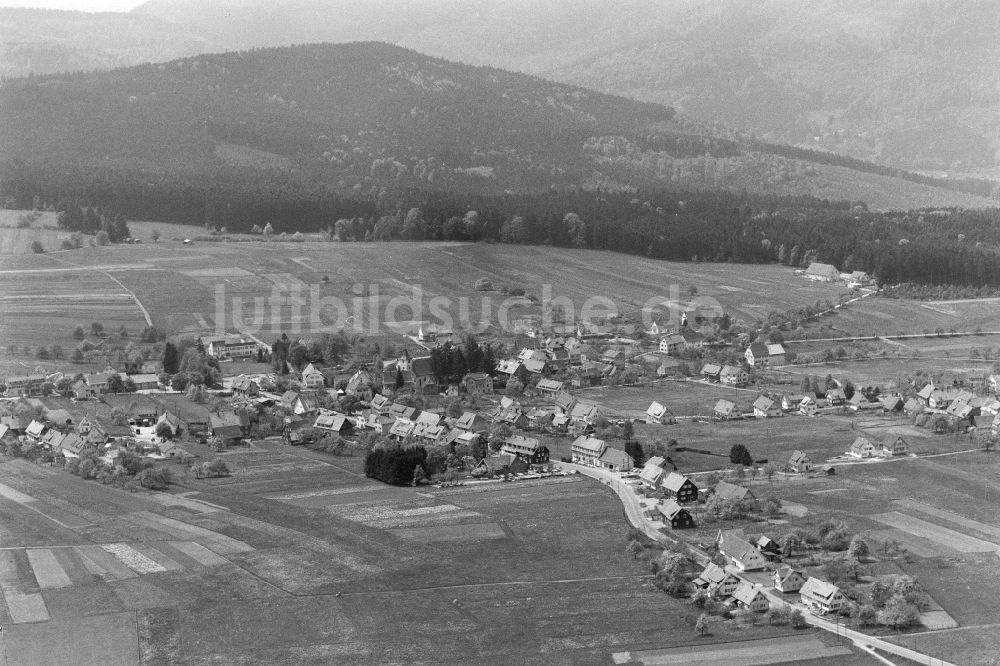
752;395;781;418
720;365;748;387
788;450;812;473
301;363;326;390
152;395;210;434
500;435;549;465
597;447;634;472
799;396;819;416
313;411;353;434
713;399;740;420
729;581;769;613
693;563;741;598
570;364;603;388
756;536;781;561
847;436;877;458
569;401;600;425
781;394;804;411
930;387;961;410
847;392;878;411
645;401;674;424
916;383;935;405
84;372;115;394
536;378;564;396
658;334;685;356
825;387;846;405
72;380;95;400
128;374;160;391
389;402;417;422
879;394;904;412
717;531;768;571
345;369;377;399
881;435;909;457
903;397;924;415
369;394;391;414
713;480;754;502
744;342;769;368
662;472;698;503
232;376;260;398
638;456;669;489
657;499;694;529
571;435;606;465
156;411;182;438
462;373;493;395
496;360;529;384
700;363;722;382
804;262;840;282
774;566;807;593
799;577;849;614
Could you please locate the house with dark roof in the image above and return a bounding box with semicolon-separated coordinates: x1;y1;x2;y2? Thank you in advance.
713;480;754;502
500;435;549;465
881;435;909;457
662;472;698;503
744;342;769;368
692;563;740;598
657;499;694;529
804;262;840;282
788;450;812;473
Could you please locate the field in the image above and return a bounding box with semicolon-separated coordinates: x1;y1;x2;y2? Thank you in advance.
1;224;850;358
0;210;75;255
0;445;828;665
797;295;1000;339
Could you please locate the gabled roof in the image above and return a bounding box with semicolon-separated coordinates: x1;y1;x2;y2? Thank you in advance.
753;396;775;412
800;577;842;602
454;412;477;430
571;435;606;454
701;363;722;375
58;432;86;455
569;401;599;421
766;343;786;356
0;424;9;440
849;436;875;453
731;581;765;605
805;262;840;279
389;420;415;438
917;383;935;400
415;411;441;427
789;449;810;464
598;447;632;468
695;562;730;586
313;412;350;431
232;376;259;392
717;532;761;565
554;391;576;411
714;480;752;501
747;341;768;357
411;356;434;378
775;565;805;585
720;365;744;377
370;394;390;410
639;457;668;484
536;378;564;392
658;498;687;520
714;399;737;414
662;471;694;493
647;401;668;418
26;420;46;437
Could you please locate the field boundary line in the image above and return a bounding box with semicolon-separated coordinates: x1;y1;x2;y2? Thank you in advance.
42;254;153;327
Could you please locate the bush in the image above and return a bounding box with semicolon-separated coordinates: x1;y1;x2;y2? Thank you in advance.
365;444;427;485
30;240;44;253
137;467;171;490
790;609;808;628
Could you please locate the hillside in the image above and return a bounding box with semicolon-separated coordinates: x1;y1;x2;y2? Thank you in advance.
1;0;996;175
0;42;993;210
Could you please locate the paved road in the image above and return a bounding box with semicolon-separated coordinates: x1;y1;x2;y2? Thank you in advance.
563;462;959;666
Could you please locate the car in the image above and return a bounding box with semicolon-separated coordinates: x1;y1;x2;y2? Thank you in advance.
183;238;192;244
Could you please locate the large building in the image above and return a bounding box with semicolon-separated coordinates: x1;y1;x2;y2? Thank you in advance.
201;334;264;360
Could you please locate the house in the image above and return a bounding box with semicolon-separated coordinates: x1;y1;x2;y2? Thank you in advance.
645;401;674;425
848;436;877;458
658;334;685;356
788;450;812;473
526;407;554;429
157;441;191;459
210;412;247;445
3;374;46;397
781;394;804;411
881;435;909;457
756;536;782;561
496;360;529;384
388;403;417;422
156;411;182;438
345;369;377;399
570;435;607;465
597;447;633;472
200;334;262;360
714;480;754;502
231;376;260;398
127;373;160;391
42;430;65;450
601;349;623;365
717;531;768;571
799;577;849;614
151;395;210;435
522;357;548;376
84;372;115;394
773;566;807;593
359;411;395;434
745;342;769;368
500;435;550;464
720;365;748;387
72;380;95;400
804;262;840;282
730;581;770;613
879;394;903;412
462;373;493;395
292;393;319;415
280;391;300;411
369;394;392;415
766;343;786;367
825;387;846;406
57;432;87;458
536;379;564;396
713;399;740;420
847;270;871;288
301;363;326;390
752;395;781;418
569;401;600;425
662;472;698;503
700;363;722;382
930;388;960;410
553;391;577;414
657;499;694;529
693;563;741;598
946;400;977;423
903;397;924;415
638;456;669;489
916;383;936;405
388;419;416;440
990;374;1000;394
453;411;479;432
570;364;603;388
799;396;819;416
847;392;876;411
313;411;353;434
26;420;46;440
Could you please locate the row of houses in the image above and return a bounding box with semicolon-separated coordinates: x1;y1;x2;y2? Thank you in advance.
846;435;909;458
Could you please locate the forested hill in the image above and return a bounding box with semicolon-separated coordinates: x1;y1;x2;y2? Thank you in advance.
0;42;994;211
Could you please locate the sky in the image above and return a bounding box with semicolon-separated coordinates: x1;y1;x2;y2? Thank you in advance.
0;0;144;10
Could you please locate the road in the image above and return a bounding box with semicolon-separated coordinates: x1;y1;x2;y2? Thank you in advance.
562;462;959;666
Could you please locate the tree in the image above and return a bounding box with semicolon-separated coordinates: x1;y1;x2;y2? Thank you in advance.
762;462;778;483
729;443;753;466
202;458;230;478
626;539;644;560
151;228;161;242
695;613;709;636
789;609;808;628
624;440;645;467
852;604;878;628
780;532;801;557
848;535;870;561
71;347;85;363
73;324;85;340
762;496;782;516
155;422;174;440
162;342;179;374
95;230;110;246
137;467;171;490
30;240;44;253
91;322;104;338
106;374;125;394
877;597;919;629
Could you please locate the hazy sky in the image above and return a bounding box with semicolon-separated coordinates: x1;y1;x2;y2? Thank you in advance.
0;0;143;10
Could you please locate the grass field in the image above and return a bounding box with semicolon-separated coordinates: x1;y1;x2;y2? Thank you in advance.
0;210;74;255
0;445;817;664
798;295;1000;339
